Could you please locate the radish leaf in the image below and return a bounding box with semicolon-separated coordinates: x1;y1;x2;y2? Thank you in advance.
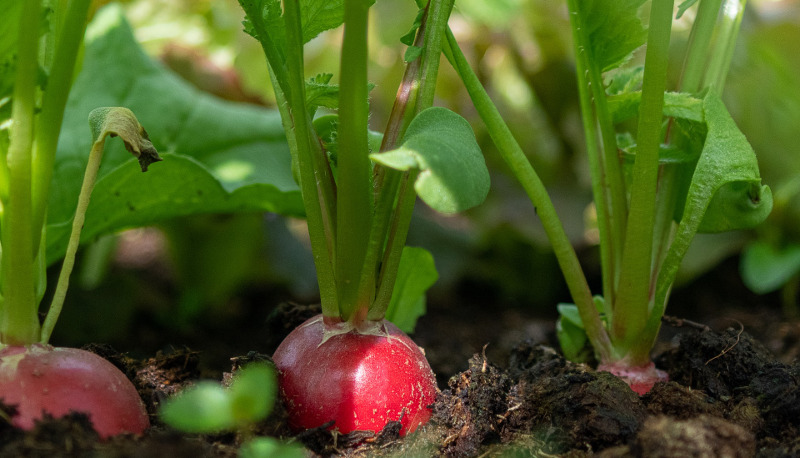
160;363;277;433
740;241;800;295
371;107;489;214
583;0;647;72
160;382;236;433
45;6;301;264
229;363;277;424
385;246;438;333
655;92;773;303
87;107;161;172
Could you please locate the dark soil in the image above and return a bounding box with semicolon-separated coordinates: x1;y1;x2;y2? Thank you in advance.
2;261;799;457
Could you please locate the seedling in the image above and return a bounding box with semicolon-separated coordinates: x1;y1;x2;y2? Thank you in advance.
442;0;772;393
0;1;155;437
160;362;304;458
238;0;489;435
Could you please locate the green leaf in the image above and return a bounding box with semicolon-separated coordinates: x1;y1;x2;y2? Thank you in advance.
159;363;278;434
740;241;800;295
683;93;773;232
229;363;277;424
88;107;162;172
556;304;589;363
305;73;375;117
371;107;489;214
583;0;648;72
240;0;375;61
608;91;704;124
385;246;438;333
306;73;338;115
159;382;236;433
400;7;425;62
312;114;383;184
676;0;699;19
656;92;773;304
698;180;774;233
0;0;23;107
239;437;306;458
45;5;302;265
605;66;643;95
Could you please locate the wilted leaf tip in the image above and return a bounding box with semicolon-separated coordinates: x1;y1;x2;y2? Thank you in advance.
88;106;162;172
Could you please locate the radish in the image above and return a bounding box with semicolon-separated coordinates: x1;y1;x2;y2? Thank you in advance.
2;6;159;436
239;0;487;439
272;315;436;435
0;345;149;438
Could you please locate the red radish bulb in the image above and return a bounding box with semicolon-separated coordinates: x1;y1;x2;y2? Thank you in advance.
272;314;437;436
0;344;150;438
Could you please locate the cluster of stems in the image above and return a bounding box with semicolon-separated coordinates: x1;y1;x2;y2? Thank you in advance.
252;0;455;328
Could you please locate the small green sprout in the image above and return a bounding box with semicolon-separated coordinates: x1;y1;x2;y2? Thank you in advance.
159;362;303;457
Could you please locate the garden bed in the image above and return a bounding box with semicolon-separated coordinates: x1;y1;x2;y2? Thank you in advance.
1;259;798;457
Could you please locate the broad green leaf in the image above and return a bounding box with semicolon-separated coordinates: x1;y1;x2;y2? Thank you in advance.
371;107;489;214
740;241;800;295
583;0;647;72
656;92;772;303
159;382;236;433
685;94;773;233
45;6;301;265
229;363;277;424
385;246;438;333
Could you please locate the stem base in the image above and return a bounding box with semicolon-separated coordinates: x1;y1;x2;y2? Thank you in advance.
597;361;668;395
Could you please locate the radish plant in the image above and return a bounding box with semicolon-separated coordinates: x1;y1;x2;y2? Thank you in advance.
238;0;489;435
0;1;154;437
443;0;772;393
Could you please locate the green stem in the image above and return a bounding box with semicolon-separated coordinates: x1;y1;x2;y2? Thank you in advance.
612;0;674;363
40;139;104;343
651;0;724;299
590;60;628;305
680;0;724;94
31;0;92;251
362;14;426;320
704;0;746;93
637;0;750;362
336;0;373;323
566;0;617;309
372;170;418;316
442;28;613;361
282;0;338;315
0;0;43;346
369;0;453;319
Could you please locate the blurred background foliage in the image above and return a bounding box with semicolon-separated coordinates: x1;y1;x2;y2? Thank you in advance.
53;0;800;347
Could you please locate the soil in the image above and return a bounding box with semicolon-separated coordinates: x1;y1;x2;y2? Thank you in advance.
1;258;799;457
